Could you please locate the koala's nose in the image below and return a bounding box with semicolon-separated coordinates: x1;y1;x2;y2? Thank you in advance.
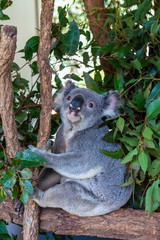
69;95;84;112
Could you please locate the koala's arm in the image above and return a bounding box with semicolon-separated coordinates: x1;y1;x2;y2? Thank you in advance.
28;145;102;179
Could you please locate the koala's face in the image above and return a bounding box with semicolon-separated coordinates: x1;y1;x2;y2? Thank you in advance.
62;88;103;129
54;81;121;131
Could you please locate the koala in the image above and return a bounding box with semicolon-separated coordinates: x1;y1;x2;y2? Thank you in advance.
28;80;132;217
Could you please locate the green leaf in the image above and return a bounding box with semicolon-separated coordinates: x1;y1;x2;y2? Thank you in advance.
21;189;29;205
150;21;160;36
131;59;141;71
15;111;27;124
125;79;137;86
147;148;160;158
83;72;100;92
24;36;39;51
116;117;125;133
125;129;140;137
122;0;139;7
134;90;145;110
31;61;38;75
153;179;160;203
0;9;10;20
135;0;152;21
0;220;11;239
58;6;68;27
120;176;133;187
100;148;124;159
16;150;46;167
63;73;82;81
22;179;33;194
130;157;140;170
121;148;138;164
148;159;160;177
145;184;153;216
82;52;90;66
142;126;153;140
147;99;160;120
120;136;139;147
145;82;160;107
1;172;16;188
62;20;80;54
114;71;124;93
143;138;155;149
21;168;32;179
138;148;149;173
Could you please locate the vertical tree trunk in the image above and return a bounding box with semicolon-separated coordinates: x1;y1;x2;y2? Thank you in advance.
0;25;21;157
23;0;55;239
83;0;114;75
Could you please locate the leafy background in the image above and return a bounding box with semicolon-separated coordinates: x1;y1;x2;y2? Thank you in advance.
0;0;160;237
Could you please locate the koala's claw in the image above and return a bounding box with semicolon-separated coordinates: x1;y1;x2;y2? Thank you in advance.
15;199;24;217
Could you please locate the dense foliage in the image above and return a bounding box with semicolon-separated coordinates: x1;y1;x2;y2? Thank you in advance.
0;2;159;234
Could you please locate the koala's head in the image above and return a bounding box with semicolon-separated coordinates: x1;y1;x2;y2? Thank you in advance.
54;81;121;131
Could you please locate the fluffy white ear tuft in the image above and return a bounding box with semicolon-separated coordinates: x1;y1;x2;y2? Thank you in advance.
53;80;76;110
102;91;122;118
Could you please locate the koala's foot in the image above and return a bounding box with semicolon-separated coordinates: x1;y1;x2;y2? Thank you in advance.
32;187;44;201
32;181;107;216
15;199;24;217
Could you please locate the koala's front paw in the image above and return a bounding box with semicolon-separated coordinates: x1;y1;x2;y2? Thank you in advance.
28;145;37;152
32;187;44;201
15;199;24;217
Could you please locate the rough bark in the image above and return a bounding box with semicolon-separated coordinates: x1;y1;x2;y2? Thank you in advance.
23;0;55;239
37;0;55;149
83;0;114;75
1;198;160;240
0;25;21;157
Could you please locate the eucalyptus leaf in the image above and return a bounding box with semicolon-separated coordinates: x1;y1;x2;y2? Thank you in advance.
145;184;153;216
120;176;133;186
148;159;160;177
100;148;124;159
21;189;29;205
21;168;32;179
147;99;160;120
138;148;149;173
142;126;153;140
121;148;138;164
116;117;125;133
62;20;80;54
145;82;160;107
143;138;156;149
16;150;46;167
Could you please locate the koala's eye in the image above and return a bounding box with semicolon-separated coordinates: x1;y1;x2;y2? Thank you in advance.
88;102;94;108
67;96;71;101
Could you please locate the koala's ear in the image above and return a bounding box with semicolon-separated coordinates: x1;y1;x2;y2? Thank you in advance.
102;91;122;118
53;80;76;110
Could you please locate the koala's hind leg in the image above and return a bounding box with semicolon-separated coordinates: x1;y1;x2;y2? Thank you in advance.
39;168;61;191
33;181;103;216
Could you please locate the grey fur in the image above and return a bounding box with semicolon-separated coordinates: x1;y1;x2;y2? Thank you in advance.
29;80;132;216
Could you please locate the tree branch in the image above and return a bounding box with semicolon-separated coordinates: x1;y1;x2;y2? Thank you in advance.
1;198;160;240
0;25;21;157
23;0;55;239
